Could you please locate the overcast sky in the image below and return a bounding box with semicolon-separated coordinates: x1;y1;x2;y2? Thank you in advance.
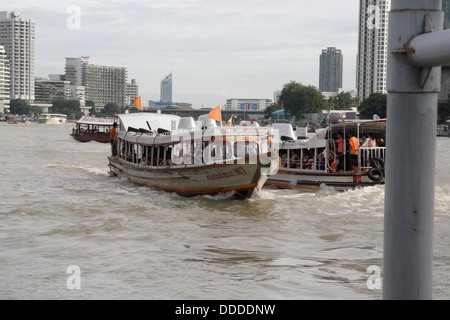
6;0;360;108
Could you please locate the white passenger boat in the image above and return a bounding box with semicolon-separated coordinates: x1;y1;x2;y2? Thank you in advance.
38;113;67;124
266;119;387;191
108;113;279;199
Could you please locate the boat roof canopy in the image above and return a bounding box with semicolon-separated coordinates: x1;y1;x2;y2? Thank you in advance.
326;119;386;136
77;116;115;126
118;113;181;132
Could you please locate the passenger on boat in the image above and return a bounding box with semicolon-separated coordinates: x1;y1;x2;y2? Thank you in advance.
335;132;345;172
110;122;118;156
317;149;325;170
368;133;377;148
290;151;299;168
361;134;369;148
361;134;369;165
349;132;359;172
280;152;287;167
302;151;311;169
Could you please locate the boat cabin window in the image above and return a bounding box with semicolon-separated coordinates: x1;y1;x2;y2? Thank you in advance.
234;140;259;158
116;133;267;168
279;147;327;171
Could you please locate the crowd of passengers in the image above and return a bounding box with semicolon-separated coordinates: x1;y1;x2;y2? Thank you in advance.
279;132;385;172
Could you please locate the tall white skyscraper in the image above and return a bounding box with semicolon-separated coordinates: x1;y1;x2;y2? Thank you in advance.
0;11;35;101
356;1;390;101
126;79;139;103
160;73;172;103
0;45;10;113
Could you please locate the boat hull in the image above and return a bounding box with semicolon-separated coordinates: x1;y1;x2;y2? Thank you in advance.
72;132;111;143
266;169;384;191
38;119;66;124
108;156;275;199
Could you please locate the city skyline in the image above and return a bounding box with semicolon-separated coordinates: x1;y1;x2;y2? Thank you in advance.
5;0;361;108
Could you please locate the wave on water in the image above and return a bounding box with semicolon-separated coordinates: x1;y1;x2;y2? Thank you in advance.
311;185;385;217
44;163;109;176
435;185;450;216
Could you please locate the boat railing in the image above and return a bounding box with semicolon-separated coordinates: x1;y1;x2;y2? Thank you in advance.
280;158;326;171
359;147;386;170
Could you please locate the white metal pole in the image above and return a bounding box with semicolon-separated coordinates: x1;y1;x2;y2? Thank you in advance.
384;0;447;300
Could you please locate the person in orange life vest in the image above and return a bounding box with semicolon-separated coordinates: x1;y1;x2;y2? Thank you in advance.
110;122;118;156
348;132;359;172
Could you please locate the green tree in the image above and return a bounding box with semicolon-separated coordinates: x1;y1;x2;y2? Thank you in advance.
128;106;141;113
358;93;387;119
9;99;31;115
51;98;81;118
329;92;359;110
85;100;96;116
101;103;122;117
278;81;326;120
264;102;283;119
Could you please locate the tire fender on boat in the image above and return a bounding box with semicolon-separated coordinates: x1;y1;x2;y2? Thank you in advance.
368;157;385;182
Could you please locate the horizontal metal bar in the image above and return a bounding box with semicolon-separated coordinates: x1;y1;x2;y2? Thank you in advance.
408;29;450;67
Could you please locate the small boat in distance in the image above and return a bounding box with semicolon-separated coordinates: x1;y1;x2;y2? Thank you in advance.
5;114;17;124
266;119;387;191
38;113;67;124
71;116;117;143
108;113;279;199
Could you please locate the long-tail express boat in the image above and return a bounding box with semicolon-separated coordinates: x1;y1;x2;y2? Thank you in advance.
108;113;279;199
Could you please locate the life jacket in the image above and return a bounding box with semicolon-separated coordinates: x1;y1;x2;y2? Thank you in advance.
110;127;117;140
349;136;359;155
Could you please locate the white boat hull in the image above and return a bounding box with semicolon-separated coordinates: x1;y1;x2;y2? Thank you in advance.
38;119;67;124
266;168;383;191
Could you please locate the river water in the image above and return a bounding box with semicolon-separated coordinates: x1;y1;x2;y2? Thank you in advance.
0;122;449;300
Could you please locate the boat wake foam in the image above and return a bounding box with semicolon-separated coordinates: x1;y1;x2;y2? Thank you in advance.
45;163;109;176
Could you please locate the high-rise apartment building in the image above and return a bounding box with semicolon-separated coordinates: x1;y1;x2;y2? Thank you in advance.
319;47;343;93
0;11;35;102
65;57;127;108
356;0;390;101
0;45;10;113
225;98;271;111
126;79;139;104
34;77;71;104
160;73;172;103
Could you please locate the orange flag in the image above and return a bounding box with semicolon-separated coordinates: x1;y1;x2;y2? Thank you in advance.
131;96;142;110
227;115;233;126
208;105;222;122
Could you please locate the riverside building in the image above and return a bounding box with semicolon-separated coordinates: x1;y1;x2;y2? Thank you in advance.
65;57;127;110
160;73;172;103
356;0;391;101
0;11;35;102
319;47;343;93
34;77;71;104
0;45;10;113
225;98;271;111
126;79;139;105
